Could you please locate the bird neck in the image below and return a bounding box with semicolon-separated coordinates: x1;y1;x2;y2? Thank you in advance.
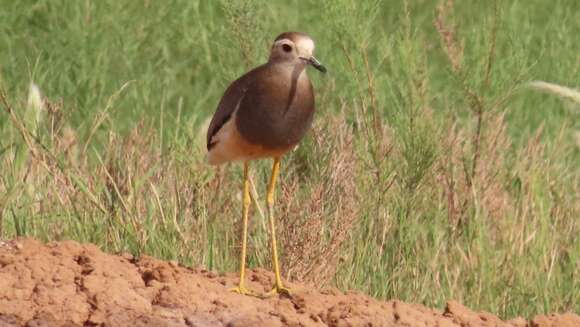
267;60;309;81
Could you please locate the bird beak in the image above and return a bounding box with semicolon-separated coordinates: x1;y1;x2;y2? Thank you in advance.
302;56;327;73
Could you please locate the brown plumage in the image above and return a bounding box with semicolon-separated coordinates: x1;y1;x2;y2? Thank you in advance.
206;32;325;297
207;32;325;165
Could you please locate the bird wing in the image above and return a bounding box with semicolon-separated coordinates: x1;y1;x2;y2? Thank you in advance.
206;76;249;151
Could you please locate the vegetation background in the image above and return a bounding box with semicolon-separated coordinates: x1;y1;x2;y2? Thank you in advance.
0;0;578;319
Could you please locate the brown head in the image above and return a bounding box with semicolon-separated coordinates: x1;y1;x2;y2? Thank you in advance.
269;32;326;73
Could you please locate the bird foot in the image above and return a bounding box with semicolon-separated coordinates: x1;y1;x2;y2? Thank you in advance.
264;284;292;298
229;285;260;297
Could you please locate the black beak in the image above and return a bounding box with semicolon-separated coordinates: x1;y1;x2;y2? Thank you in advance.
301;56;327;73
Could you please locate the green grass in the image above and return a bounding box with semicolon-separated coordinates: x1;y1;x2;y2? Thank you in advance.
1;0;579;319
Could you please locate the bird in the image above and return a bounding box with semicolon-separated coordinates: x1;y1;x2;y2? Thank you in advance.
206;32;326;296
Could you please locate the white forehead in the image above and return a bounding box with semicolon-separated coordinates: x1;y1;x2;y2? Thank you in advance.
295;37;314;52
275;37;315;53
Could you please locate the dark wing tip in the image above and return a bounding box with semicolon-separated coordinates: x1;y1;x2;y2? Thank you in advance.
206;112;233;151
207;140;217;151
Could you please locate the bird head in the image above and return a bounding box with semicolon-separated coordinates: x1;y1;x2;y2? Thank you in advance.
269;32;326;73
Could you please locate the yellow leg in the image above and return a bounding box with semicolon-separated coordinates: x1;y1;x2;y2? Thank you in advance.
230;161;258;296
266;157;290;296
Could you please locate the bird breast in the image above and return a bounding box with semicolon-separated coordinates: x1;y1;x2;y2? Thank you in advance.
235;64;315;150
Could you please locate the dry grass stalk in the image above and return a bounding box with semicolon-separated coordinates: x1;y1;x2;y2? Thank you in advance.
279;115;359;285
434;0;464;73
436;113;512;231
528;81;580;105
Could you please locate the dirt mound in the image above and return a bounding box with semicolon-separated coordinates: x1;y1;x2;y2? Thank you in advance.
0;239;577;327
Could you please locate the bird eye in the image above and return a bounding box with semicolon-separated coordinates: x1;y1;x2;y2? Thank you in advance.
282;44;292;52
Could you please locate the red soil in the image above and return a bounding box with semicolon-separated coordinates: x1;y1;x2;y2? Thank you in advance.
0;238;577;327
